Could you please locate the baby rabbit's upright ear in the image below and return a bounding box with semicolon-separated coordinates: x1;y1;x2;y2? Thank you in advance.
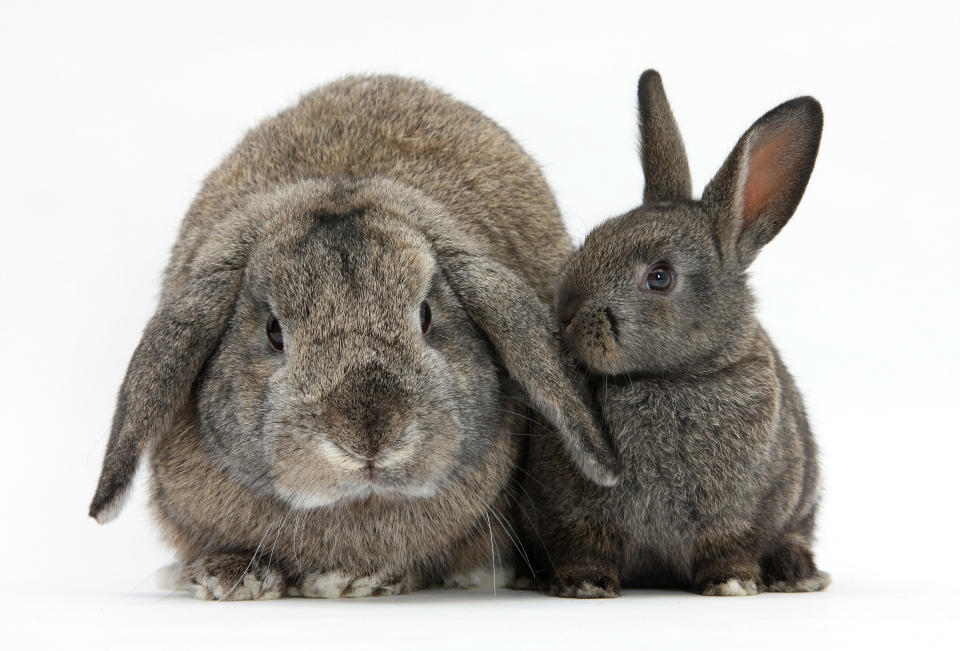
702;96;823;266
637;69;692;202
443;253;620;487
89;220;253;523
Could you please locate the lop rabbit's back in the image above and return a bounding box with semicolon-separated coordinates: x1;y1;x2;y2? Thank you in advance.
169;76;570;303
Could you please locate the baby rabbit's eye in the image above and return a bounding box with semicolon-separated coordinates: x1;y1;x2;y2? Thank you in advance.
420;301;432;334
644;264;676;294
266;314;284;351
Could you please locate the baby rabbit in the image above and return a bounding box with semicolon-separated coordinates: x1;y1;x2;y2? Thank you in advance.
523;70;828;597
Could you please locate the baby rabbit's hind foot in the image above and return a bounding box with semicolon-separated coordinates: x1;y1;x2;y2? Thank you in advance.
761;541;831;593
550;565;621;598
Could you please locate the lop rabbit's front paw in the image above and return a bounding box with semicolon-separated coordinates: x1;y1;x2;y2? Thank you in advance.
289;570;413;598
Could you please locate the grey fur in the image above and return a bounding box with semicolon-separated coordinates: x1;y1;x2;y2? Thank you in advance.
522;70;828;597
638;70;692;202
89;75;618;598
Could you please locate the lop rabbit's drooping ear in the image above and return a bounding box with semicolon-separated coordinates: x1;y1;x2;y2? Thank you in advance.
89;219;254;523
702;96;823;266
382;179;622;487
442;251;620;487
637;69;692;202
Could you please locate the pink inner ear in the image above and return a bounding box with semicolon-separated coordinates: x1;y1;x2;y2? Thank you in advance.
742;126;801;226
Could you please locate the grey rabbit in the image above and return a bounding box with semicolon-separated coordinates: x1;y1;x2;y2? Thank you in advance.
520;70;829;597
89;75;619;600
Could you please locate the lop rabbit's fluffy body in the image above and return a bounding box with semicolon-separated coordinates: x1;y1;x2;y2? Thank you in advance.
90;76;618;600
522;71;829;598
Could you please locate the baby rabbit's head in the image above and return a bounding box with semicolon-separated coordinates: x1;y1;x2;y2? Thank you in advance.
558;70;822;377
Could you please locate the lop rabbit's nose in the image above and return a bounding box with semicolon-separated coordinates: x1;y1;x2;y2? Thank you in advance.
557;288;585;330
335;441;380;466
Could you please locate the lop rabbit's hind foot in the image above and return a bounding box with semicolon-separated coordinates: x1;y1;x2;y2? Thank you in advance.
289;570;415;598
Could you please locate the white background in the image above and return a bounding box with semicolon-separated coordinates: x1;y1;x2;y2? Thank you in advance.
2;1;958;648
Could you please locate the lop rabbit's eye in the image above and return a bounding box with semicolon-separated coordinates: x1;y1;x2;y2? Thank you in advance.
419;301;432;334
644;264;676;293
266;314;284;351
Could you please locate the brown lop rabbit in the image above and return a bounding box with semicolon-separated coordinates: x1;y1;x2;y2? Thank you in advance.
89;75;618;600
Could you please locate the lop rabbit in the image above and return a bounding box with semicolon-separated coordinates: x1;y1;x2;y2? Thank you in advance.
90;75;618;600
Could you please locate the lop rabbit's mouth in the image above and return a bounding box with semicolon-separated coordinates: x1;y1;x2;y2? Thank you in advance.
275;475;439;511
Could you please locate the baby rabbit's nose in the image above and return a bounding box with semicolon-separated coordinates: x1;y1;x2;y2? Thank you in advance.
557;289;585;330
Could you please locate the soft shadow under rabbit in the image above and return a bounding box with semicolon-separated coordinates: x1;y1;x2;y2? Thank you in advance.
521;70;829;597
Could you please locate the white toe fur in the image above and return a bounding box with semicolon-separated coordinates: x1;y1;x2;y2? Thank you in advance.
293;571;410;598
343;575;379;598
159;560;283;601
194;567;283;601
701;578;760;596
296;570;353;598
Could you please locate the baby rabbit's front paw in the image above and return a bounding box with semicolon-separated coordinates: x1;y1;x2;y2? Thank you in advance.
166;553;285;600
289;570;413;598
550;566;621;598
